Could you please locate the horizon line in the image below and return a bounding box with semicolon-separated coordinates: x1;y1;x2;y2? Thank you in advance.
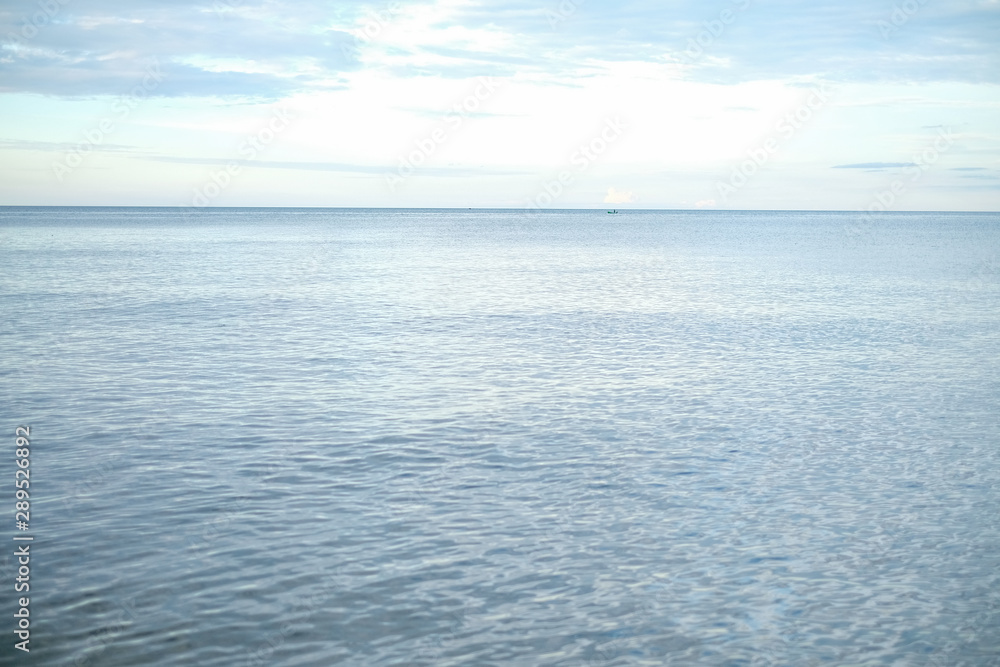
1;206;998;214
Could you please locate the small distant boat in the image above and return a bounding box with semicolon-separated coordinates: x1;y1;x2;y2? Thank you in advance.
607;209;619;214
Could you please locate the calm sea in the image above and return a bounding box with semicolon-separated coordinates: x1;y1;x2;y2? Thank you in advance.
1;207;998;666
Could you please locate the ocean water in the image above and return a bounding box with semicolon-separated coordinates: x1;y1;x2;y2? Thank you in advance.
1;207;998;666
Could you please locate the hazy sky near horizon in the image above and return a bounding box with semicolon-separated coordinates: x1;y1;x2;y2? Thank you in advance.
1;0;999;209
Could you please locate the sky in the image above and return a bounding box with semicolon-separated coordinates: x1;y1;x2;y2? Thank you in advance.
1;0;998;209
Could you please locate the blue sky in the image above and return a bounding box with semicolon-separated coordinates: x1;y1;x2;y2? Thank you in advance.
1;0;998;209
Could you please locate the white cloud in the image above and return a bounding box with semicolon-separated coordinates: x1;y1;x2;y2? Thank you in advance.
604;187;637;204
1;0;998;208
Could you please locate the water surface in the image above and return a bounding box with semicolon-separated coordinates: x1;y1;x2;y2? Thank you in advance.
1;207;998;665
